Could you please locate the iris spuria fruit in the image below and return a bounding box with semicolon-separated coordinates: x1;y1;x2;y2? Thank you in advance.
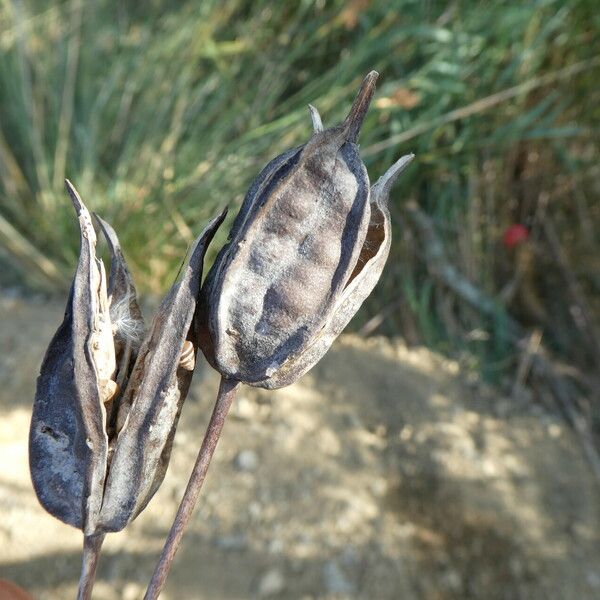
144;71;414;598
29;181;226;599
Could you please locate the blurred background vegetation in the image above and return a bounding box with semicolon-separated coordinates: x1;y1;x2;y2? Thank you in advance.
0;0;598;438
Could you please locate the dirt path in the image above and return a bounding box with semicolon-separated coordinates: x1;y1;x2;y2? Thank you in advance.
1;294;598;599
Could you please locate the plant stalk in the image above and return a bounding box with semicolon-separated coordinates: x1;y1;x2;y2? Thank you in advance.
77;532;105;600
144;376;239;599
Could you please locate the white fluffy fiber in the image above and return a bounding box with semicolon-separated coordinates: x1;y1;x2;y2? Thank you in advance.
110;293;144;348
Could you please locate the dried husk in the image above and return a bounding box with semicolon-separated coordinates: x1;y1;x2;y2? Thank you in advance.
30;183;111;534
198;72;379;387
29;181;226;534
198;72;414;389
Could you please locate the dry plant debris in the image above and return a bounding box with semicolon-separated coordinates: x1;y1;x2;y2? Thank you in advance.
28;71;414;599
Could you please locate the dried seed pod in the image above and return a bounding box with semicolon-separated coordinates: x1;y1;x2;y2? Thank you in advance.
29;181;226;534
198;72;414;389
30;183;112;533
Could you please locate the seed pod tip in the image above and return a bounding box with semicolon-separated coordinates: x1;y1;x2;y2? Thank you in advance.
64;179;84;212
372;153;415;205
343;71;379;143
308;104;323;132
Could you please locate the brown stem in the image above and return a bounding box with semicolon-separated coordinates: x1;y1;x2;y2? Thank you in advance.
77;533;105;600
144;376;239;599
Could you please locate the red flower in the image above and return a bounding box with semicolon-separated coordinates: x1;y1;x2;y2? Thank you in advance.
502;224;529;248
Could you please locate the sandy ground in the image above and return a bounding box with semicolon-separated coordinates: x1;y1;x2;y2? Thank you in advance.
0;293;599;599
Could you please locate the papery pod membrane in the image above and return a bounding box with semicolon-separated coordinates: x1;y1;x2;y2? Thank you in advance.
265;154;414;389
97;209;227;532
30;181;113;534
199;72;379;387
95;215;144;351
94;215;145;439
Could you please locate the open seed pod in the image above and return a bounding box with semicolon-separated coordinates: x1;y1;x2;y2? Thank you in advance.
29;181;226;535
197;71;414;389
